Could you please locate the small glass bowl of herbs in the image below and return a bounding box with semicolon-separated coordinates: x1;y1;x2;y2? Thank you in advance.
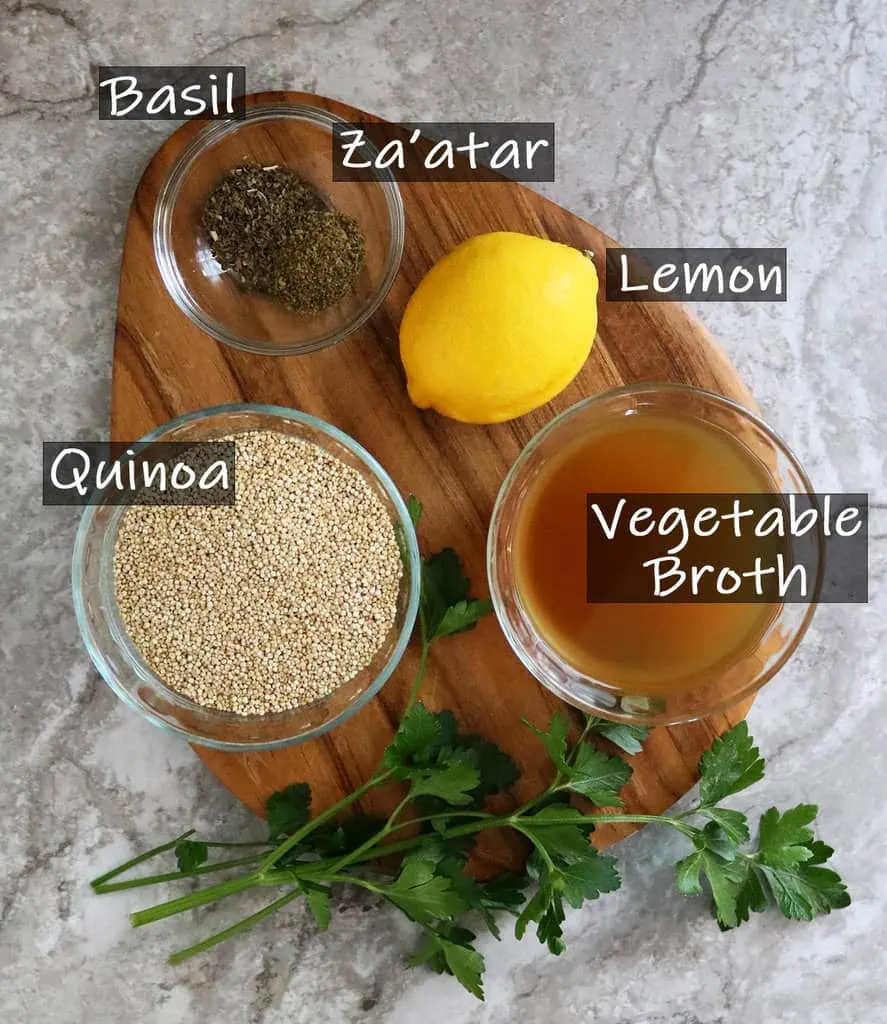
154;103;404;355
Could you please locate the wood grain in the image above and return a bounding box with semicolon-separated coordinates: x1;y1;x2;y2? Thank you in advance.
111;91;751;874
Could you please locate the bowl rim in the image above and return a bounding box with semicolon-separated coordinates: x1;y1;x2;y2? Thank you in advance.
486;381;821;726
153;103;406;356
72;403;422;750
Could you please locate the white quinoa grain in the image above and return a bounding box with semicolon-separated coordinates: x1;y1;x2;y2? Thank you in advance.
113;430;404;716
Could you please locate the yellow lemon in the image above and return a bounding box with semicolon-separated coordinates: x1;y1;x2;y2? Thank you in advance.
399;231;598;424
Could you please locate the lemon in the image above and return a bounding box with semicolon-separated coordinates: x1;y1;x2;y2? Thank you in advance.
399;231;598;424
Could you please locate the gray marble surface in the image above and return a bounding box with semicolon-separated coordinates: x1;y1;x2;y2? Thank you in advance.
1;0;885;1021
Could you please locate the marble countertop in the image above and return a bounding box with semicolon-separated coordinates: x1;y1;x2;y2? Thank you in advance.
2;0;885;1021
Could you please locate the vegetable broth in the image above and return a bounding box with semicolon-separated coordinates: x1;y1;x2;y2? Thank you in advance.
513;411;779;693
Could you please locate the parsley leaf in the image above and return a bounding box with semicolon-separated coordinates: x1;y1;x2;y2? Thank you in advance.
699;807;750;844
399;841;523;944
675;820;750;928
753;804;850;921
677;802;851;929
758;862;850;921
434;937;485;999
298;813;386;859
266;783;312;841
734;866;769;923
515;845;620;954
421;548;469;622
174;840;208;872
696;850;750;928
302;883;332;931
385;703;449;768
806;839;837;865
411;926;486;1000
557;851;621;908
456;736;520;802
525;715;631;805
565;744;632;806
757;804;818;866
674;851;704;896
584;716;651;756
698;722;765;805
426;853;522;941
520;805;594;863
407;494;423;529
476;873;529;937
704;853;751;929
405;755;481;806
694;821;742;862
522;713;570;772
433;854;484;903
420;548;492;642
385;703;518;811
384;850;469;924
433;599;494;639
515;865;567;956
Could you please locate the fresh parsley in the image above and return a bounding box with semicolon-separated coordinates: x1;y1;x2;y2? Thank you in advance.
91;496;849;1000
266;783;311;841
419;547;492;644
174;839;208;872
697;721;766;805
584;715;650;756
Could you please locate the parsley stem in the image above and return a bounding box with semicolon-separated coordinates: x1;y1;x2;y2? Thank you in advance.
257;770;395;874
131;873;261;927
570;717;597;760
310;634;434;878
502;813;699;840
508;788;557;819
510;715;598;820
256;630;432;880
436;814;580;839
674;806;715;821
167;888;303;965
327;793;414;875
511;824;558;873
90;830;195;890
387;794;414;829
405;640;433;711
331;805;502;876
256;634;429;879
92;853;266;893
322;874;386;895
328;811;699;868
317;633;434;877
201;840;274;849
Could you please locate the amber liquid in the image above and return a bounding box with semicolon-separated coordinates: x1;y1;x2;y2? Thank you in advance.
513;412;779;693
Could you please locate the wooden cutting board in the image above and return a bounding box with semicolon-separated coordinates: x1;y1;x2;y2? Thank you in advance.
111;91;751;873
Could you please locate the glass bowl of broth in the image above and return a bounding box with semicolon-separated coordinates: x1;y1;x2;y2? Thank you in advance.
487;382;821;726
154;103;404;355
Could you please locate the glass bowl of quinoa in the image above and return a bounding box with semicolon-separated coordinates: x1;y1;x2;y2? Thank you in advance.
72;404;421;750
154;102;404;355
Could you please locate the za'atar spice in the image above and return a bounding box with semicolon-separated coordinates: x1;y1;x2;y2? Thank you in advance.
202;164;366;313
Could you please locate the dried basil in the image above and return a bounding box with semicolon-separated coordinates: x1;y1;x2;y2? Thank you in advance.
202;164;366;313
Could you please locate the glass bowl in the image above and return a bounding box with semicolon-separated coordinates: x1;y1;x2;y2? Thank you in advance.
72;404;421;750
154;104;405;355
487;383;821;726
